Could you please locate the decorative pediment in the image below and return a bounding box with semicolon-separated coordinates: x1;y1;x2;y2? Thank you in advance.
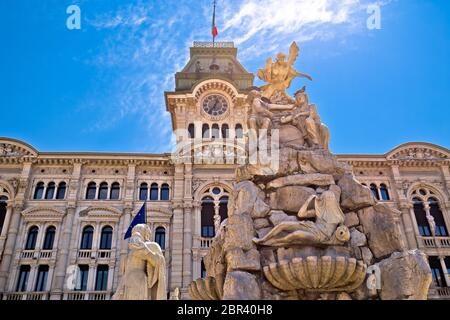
145;206;173;219
386;143;449;161
0;138;38;158
79;206;123;222
21;206;66;222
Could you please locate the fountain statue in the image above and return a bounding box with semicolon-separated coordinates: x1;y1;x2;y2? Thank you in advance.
189;42;432;301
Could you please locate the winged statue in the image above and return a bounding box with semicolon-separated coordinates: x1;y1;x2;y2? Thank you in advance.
257;42;312;100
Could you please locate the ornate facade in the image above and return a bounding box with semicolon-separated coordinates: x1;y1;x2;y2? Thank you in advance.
0;42;449;300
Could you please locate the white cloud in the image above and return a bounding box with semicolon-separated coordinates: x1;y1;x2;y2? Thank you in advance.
80;0;391;152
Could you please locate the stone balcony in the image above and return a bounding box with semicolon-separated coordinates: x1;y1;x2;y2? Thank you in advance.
18;249;56;260
428;287;450;300
199;237;213;248
77;249;113;261
63;291;112;300
3;292;49;300
419;236;450;248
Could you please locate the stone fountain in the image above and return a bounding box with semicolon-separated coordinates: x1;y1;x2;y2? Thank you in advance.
189;43;432;300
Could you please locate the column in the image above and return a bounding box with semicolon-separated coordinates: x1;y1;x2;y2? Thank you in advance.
439;256;450;287
0;204;22;292
114;205;131;290
213;201;220;234
182;204;193;288
28;264;38;292
399;202;419;249
87;264;96;291
50;205;75;300
170;205;184;290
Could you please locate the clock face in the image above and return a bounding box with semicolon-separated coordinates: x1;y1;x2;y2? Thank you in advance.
202;95;229;117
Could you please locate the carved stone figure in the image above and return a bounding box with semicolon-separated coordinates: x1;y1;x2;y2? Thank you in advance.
112;224;167;300
247;88;274;132
190;42;431;301
254;191;349;247
257;42;312;101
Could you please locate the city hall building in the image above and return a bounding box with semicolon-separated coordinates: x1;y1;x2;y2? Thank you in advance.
0;42;449;300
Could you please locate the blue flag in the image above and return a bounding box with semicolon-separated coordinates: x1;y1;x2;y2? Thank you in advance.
124;202;147;239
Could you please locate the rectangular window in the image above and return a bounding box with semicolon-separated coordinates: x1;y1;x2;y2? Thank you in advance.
16;265;31;292
201;226;215;238
95;265;109;291
76;265;89;291
34;265;49;292
429;256;446;288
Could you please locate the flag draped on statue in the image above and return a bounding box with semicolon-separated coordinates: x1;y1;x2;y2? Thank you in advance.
124;202;146;239
212;0;218;40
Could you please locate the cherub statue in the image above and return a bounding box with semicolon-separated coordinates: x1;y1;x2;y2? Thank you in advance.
257;42;312;100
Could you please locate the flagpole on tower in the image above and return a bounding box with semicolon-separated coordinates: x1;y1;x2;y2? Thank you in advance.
212;0;218;47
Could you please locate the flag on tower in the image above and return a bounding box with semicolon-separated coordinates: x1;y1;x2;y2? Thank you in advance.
212;0;218;40
124;202;147;239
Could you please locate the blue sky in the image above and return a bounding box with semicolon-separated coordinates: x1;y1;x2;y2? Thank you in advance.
0;0;449;154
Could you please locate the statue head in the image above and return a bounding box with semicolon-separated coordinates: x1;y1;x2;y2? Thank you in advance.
276;52;286;62
294;86;308;106
131;224;152;242
246;87;262;104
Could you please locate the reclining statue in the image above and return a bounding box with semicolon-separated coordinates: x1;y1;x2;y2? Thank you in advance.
254;191;349;247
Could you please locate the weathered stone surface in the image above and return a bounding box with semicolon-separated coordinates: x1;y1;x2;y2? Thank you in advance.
279;124;305;146
269;210;298;226
338;174;375;212
271;186;316;213
378;250;432;300
226;248;261;272
297;150;348;178
223;271;261;300
350;228;367;247
336;292;352;300
253;218;270;230
267;173;335;190
361;247;374;266
232;181;265;215
257;227;272;239
329;184;341;202
224;214;255;251
344;212;359;228
358;203;404;259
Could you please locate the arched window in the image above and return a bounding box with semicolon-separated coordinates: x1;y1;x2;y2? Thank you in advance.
95;265;109;291
98;182;108;200
99;226;113;250
201;196;215;238
42;226;56;250
211;124;220;139
370;184;380;200
86;182;97;200
0;196;7;235
202;124;210;139
155;227;166;250
413;197;431;236
150;183;159;201
188;123;195;139
429;197;448;236
34;265;49;292
25;226;38;250
110;182;120;200
429;256;446;288
160;184;170;201
221;124;229;139
379;184;390;201
56;182;66;200
80;226;94;250
16;265;30;292
235;124;243;139
219;196;228;222
201;259;207;279
45;182;56;200
139;183;148;201
34;182;45;200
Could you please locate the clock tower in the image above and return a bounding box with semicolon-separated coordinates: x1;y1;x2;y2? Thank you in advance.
164;41;254;150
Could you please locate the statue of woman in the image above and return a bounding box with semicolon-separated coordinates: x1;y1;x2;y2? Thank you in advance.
254;191;348;247
112;224;167;300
